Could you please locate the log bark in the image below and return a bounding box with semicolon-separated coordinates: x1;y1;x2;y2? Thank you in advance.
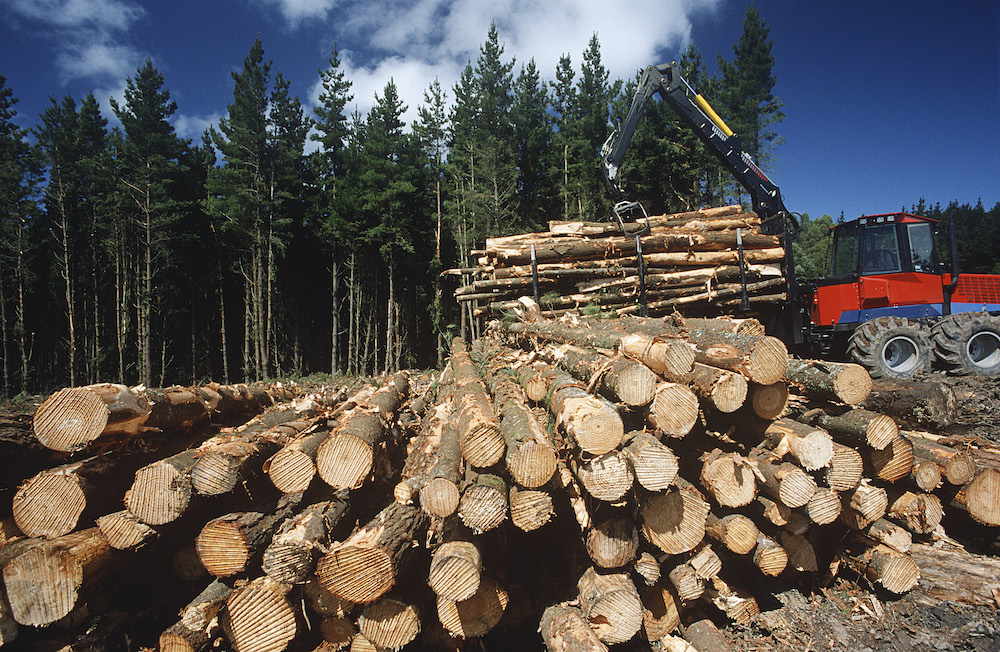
195;492;306;578
576;567;643;645
546;343;658;407
783;358;872;405
907;543;1000;608
33;383;150;452
262;495;349;584
862;378;957;427
812;408;897;451
2;527;114;627
316;501;428;604
540;603;609;652
906;432;977;486
159;579;233;652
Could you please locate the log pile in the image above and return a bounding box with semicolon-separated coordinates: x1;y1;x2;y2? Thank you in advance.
445;204;788;320
2;315;999;651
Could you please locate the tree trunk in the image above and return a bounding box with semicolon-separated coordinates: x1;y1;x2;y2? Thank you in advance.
33;383;150;452
784;358;872;405
623;430;678;492
262;496;349;584
436;575;508;639
639;478;710;556
458;472;508;534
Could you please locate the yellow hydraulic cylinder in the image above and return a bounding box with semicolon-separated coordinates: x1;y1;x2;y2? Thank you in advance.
695;93;735;138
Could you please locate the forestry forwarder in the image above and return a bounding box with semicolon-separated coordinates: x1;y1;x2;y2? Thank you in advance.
600;61;1000;378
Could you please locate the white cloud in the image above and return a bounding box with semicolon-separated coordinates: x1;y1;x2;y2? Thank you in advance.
311;0;721;125
6;0;143;31
57;41;144;82
253;0;339;26
173;112;223;141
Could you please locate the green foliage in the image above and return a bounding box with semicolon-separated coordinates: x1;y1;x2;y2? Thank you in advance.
791;212;834;279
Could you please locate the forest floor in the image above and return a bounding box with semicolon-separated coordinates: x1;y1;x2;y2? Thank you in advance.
0;372;998;651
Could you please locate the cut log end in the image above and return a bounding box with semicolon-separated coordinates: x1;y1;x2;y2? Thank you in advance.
33;387;110;452
437;575;508;639
317;546;395;605
419;478;461;518
268;447;317;494
318;434;374;490
649;384;699;438
359;598;421;648
509;487;554;532
641;487;710;556
507;440;557;489
196;517;252;578
223;583;297;652
12;472;86;539
746;337;789;386
751;382;788;420
428;541;481;602
126;462;192;526
834;364;874;405
957;469;1000;527
461;424;506;468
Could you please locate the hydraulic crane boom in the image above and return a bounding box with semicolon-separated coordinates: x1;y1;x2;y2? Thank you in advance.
601;62;797;237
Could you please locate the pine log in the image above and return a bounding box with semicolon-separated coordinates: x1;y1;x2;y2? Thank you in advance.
428;540;481;602
574;450;634;502
681;315;766;336
509;486;555;532
0;518;22;545
752;532;788;576
577;567;643;645
12;457;117;539
805;487;842;525
618;333;696;379
910;460;943;493
196;493;306;578
540;603;609;652
825;442;864;491
633;552;661;586
640;478;710;556
316;501;428;604
844;543;920;594
159;579;233;652
647;382;700;438
458;473;509;534
451;340;505;467
125;447;201;525
678;328;788;386
319;616;356;649
192;414;315;496
704;513;758;555
683;363;748;414
812;409;897;451
546;205;745;234
863;518;912;553
887;490;944;534
262;496;349;584
704;575;760;625
753;495;791;528
749;382;788;420
359;597;422;648
2;527;114;627
906;543;1000;608
906;433;977;486
699;450;759;508
783;358;872;405
317;411;388;490
840;480;889;529
951;468;1000;526
749;451;817;509
95;510;158;551
266;427;331;494
641;582;682;644
0;587;16;647
547;343;658;407
867;434;915;483
762;417;833;471
667;562;704;601
585;514;639;569
544;367;624;455
862;378;957;427
623;430;678;492
684;618;734;652
221;576;297;652
779;532;818;573
436;575;508;639
33;383;150;452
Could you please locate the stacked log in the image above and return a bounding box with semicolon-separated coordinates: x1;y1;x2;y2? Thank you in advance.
446;205;788;320
4;314;1000;651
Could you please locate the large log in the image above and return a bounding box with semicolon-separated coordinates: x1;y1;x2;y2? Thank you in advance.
451;340;505;468
95;510;158;551
2;527;114;627
33;383;150;452
574;450;634;503
760;417;833;471
783;358;872;405
640;478;710;556
951;468;1000;526
576;567;643;645
316;501;428;604
862;378;957;427
261;495;349;584
159;579;233;652
540;603;609;652
585;514;640;570
749;450;817;509
623;430;678;492
699;450;758;508
543;367;624;455
428;539;481;602
682;363;748;414
545;342;658;407
648;382;700;438
458;472;509;534
436;575;508;639
221;576;297;652
509;486;555;532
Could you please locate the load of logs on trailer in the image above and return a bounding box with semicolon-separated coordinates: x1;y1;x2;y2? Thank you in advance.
444;204;787;320
2;313;1000;651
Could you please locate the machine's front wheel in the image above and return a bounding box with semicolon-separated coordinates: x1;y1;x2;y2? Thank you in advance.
932;313;1000;376
847;317;933;379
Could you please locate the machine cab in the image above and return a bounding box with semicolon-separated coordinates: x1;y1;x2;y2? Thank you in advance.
810;213;944;329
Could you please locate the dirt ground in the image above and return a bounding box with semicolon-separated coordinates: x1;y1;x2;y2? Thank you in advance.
1;373;998;652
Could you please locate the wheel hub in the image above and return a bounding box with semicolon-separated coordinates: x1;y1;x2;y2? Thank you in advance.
881;335;921;374
967;330;1000;369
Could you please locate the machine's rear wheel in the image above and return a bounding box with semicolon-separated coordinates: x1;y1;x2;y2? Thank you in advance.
847;317;933;379
932;313;1000;376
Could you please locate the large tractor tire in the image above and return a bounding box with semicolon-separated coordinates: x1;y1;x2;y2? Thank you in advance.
932;312;1000;376
847;316;933;379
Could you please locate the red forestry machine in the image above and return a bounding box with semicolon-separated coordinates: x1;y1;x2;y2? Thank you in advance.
601;62;1000;378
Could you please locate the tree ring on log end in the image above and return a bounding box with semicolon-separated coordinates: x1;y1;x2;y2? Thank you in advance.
13;472;86;538
196;519;250;577
747;338;789;385
34;388;109;452
419;478;460;518
126;463;192;526
2;546;82;626
317;434;374;490
268;448;315;493
317;546;394;604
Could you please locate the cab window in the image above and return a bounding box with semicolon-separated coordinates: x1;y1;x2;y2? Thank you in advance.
906;222;936;273
830;222;858;276
861;224;901;274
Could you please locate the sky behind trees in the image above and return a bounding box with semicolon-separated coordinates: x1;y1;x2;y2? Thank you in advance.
2;0;997;220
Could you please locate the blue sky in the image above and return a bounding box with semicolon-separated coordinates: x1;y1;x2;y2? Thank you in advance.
1;0;997;221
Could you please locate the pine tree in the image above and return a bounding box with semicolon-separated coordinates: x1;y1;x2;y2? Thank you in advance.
511;59;555;230
112;60;187;387
718;4;784;172
0;75;41;395
550;53;579;220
